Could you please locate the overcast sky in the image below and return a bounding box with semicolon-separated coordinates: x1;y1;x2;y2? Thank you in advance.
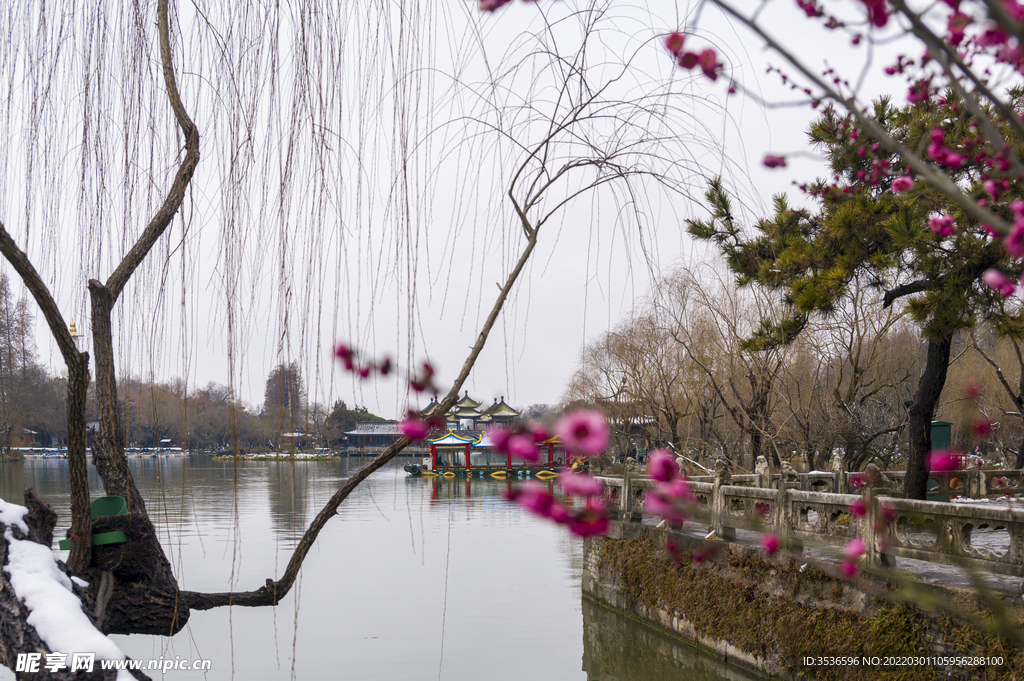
0;1;913;420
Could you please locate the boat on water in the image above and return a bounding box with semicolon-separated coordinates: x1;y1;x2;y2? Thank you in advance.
18;448;69;459
404;430;572;479
125;448;189;458
18;448;190;459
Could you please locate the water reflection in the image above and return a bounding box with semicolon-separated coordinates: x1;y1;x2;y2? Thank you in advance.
266;461;310;541
582;597;763;681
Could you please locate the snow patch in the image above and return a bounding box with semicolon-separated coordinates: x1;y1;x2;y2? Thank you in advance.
2;503;131;678
0;498;29;535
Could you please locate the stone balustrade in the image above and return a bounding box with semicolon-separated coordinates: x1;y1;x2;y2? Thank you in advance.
683;466;1024;499
595;470;1024;577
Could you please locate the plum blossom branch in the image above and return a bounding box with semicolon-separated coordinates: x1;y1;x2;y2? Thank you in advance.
707;0;1014;237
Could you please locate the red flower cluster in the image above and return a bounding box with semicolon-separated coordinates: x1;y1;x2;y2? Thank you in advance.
505;479;609;537
398;410;445;441
488;422;550;463
334;342;392;380
643;449;696;525
664;32;720;81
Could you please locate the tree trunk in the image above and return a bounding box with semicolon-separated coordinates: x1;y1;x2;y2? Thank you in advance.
804;444;816;472
87;282;143;514
65;352;93;574
1014;434;1024;470
0;489;147;680
903;332;953;500
86;280;186;636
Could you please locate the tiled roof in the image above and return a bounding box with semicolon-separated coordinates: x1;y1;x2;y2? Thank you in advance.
344;422;401;435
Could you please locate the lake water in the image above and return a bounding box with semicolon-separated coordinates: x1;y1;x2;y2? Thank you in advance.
0;456;755;680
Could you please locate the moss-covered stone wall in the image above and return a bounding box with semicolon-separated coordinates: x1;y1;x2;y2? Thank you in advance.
584;525;1023;680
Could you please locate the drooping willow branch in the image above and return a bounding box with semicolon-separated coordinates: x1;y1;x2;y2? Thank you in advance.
89;0;200;518
182;221;540;610
0;222;92;573
0;0;199;577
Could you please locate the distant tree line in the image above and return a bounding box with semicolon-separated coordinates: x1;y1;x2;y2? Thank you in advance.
563;260;1024;475
0;281;389;455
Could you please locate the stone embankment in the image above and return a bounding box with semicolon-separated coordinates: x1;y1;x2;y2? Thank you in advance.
583;468;1024;680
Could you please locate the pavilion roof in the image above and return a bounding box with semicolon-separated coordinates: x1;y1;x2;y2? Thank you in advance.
454;390;482;409
419;398;444;417
428;430;480;446
472;432;496;448
452;406;482;417
483;396;520;417
344;422;402;436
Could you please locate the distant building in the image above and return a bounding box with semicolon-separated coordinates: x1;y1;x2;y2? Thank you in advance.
343;422;402;447
10;429;37;447
419;392;521;431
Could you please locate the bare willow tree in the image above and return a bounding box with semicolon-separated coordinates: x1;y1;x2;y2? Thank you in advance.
653;262;791;469
776;280;919;472
0;0;732;670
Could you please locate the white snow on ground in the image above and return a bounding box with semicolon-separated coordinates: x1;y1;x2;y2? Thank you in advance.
0;499;132;680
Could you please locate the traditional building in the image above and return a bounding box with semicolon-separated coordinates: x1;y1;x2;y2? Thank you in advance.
343;422;402;448
419;392;521;431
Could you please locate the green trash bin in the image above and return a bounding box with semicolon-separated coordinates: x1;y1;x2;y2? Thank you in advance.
58;496;129;550
927;421;954;502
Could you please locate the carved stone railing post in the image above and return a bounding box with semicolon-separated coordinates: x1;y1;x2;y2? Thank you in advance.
773;486;792;533
967;468;986;499
861;487;879;566
621;472;630;518
712;461;735;540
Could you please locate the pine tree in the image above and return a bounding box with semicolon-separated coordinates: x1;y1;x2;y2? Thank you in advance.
690;95;1024;499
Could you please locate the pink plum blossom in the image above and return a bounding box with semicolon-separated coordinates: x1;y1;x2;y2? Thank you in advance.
665;32;684;55
656;478;696;504
507;433;540;462
796;0;823;18
983;269;1015;297
488;427;512;452
555;410;610;456
928;215;955;237
558;471;604;497
398;418;432;440
513;481;555;517
891;176;914;193
973;416;994;436
569;499;610;537
529;423;551;443
928;450;960;473
840;560;858;578
984;179;1000;200
844;538;866;560
547;502;573;525
647;449;678;482
761;533;780;556
479;0;514;10
697;49;720;80
644;492;687;524
850;499;868;518
858;0;890;28
763;154;787;168
1006;221;1024;258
